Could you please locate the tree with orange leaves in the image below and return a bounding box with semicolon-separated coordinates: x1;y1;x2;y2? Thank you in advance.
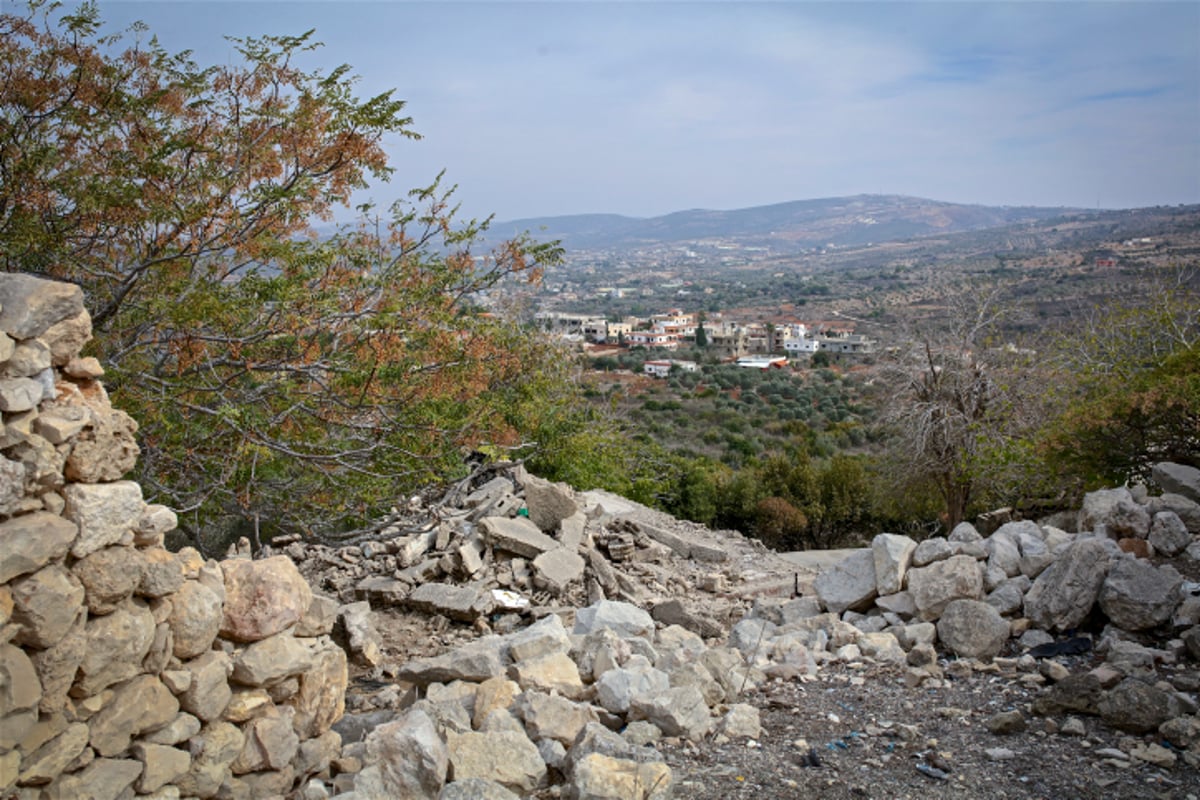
1;1;566;550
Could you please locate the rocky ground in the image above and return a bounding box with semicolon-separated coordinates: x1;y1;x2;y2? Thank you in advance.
276;461;1200;800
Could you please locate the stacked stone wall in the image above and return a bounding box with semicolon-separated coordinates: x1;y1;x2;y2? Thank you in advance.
0;275;346;800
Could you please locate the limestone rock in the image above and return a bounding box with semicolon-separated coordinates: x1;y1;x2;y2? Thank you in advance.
399;641;503;688
0;511;77;584
594;657;670;715
0;377;44;413
72;545;145;615
89;675;179;757
41;310;92;366
1153;462;1200;504
573;600;654;639
295;594;339;638
0;642;41;744
986;530;1022;579
167;580;223;660
472;677;521;729
1078;487;1134;534
173;721;244;799
870;533;916;596
336;601;382;667
0;274;85;340
814;549;878;615
516;691;599;745
438;777;521;800
629;685;711;741
1098;559;1183;631
231;705;299;773
508;613;572;662
1097;678;1176;733
17;721;89;786
30;610;85;712
139;548;185;598
716;703;762;739
220;556;312;643
62;481;144;560
231;632;314;686
937;599;1010;661
566;753;672;800
446;729;546;794
131;742;191;794
180;651;233;723
907;555;982;621
354;709;447;800
1023;538;1111;632
290;640;348;738
1147;493;1200;535
509;651;584;696
46;757;142;800
63;408;140;483
1150;511;1192;559
9;563;84;649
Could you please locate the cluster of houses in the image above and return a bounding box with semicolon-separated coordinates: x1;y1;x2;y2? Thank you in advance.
536;308;878;375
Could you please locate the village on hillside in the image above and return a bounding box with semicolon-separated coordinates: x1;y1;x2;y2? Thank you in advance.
534;308;878;377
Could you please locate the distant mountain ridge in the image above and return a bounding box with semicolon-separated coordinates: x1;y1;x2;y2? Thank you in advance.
488;194;1087;252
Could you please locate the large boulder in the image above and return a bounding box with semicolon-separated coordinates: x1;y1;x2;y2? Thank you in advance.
1023;538;1111;632
813;549;878;615
906;555;982;621
221;556;312;642
1098;559;1183;631
871;533;917;596
1078;487;1134;534
1152;462;1200;504
936;600;1010;661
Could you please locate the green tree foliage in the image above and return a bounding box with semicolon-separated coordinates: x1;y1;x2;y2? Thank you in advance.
1;1;566;547
1039;267;1200;488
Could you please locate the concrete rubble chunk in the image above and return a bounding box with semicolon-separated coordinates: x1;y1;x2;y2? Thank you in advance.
522;474;580;533
533;547;586;595
814;549;878;615
0;511;77;584
407;582;492;622
480;516;559;558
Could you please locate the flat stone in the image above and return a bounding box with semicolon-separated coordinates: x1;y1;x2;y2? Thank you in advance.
1153;462;1200;504
62;481;143;559
516;691;599;745
0;378;44;412
231;632;314;686
407;582;492;622
532;548;586;596
400;640;504;688
0;511;77;584
46;757;141;800
18;721;88;785
89;674;179;757
480;516;558;558
131;742;191;793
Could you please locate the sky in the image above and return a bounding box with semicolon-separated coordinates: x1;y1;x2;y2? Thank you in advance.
43;1;1200;220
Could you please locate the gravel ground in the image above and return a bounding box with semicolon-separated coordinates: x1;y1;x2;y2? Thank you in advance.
658;656;1199;800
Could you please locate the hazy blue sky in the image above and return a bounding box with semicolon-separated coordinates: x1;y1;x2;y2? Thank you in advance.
70;1;1200;219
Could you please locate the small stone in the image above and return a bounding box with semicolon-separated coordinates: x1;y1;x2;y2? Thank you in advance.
986;710;1026;735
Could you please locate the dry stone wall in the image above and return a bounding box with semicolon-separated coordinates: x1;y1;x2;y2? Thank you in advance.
0;275;346;800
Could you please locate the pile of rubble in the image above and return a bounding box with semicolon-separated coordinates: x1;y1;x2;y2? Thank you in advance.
276;468;795;653
0;275;347;800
